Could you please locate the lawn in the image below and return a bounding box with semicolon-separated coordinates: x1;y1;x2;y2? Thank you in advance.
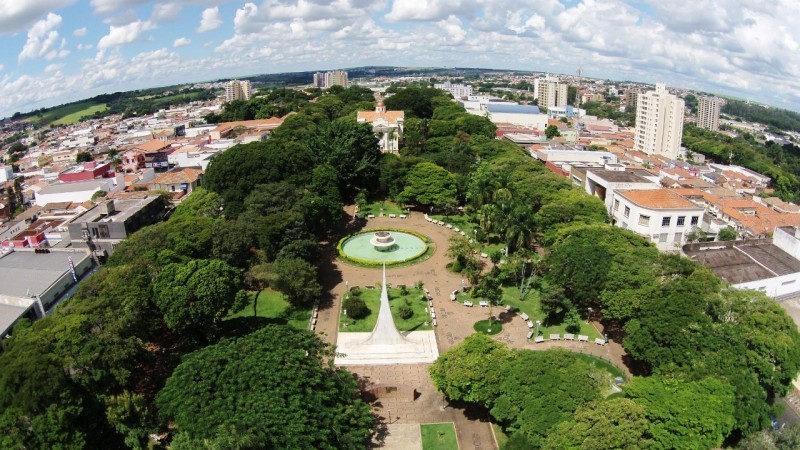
227;288;312;330
340;286;432;332
492;423;509;448
573;353;627;380
52;104;109;125
456;285;601;340
359;200;406;217
421;423;458;450
430;213;506;255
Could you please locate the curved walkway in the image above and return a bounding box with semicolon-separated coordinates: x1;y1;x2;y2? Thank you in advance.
316;208;632;449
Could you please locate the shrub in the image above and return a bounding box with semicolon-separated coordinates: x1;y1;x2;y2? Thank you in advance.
399;285;409;295
343;296;369;319
564;308;581;334
349;286;362;297
398;304;413;320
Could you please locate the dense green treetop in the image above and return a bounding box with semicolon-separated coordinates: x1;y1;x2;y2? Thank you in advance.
156;326;375;449
545;398;651;450
398;161;458;210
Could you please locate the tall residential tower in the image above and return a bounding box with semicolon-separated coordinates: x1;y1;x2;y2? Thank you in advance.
634;83;685;160
224;80;252;102
534;74;569;109
697;96;724;131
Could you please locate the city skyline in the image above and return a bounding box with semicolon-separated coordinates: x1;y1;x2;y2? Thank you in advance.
0;0;798;118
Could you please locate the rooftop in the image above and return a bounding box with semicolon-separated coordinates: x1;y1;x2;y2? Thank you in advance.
587;169;653;184
71;196;162;225
37;179;109;195
486;103;541;114
0;249;91;299
618;189;701;210
684;241;800;284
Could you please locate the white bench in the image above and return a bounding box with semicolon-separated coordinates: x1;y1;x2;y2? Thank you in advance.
431;312;436;319
520;312;530;321
534;336;544;343
460;231;466;236
563;333;575;340
449;294;456;301
526;331;534;339
550;333;560;340
480;253;488;258
526;320;534;328
578;335;589;342
464;301;474;307
479;301;489;307
594;338;606;345
389;214;396;218
367;214;375;219
432;319;437;326
454;227;460;232
399;214;407;219
446;224;453;229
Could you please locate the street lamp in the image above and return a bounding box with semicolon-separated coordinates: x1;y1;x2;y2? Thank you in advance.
535;320;541;338
587;307;593;324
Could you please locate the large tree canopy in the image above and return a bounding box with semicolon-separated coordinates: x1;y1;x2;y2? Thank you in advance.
398;161;457;210
156;326;375;449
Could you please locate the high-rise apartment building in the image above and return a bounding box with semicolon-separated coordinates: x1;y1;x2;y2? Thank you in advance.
434;81;473;99
225;80;252;102
313;70;349;88
634;83;685;160
534;75;568;109
697;96;724;131
623;89;640;112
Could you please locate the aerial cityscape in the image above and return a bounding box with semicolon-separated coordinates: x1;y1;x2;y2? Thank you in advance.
2;1;800;450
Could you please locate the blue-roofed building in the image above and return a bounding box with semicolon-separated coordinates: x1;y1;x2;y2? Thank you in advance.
486;103;548;129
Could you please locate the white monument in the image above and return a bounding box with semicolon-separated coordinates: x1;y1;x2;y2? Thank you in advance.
334;265;439;365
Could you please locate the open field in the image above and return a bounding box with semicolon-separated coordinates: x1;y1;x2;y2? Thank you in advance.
227;288;311;330
53;104;109;125
421;423;459;450
340;286;433;332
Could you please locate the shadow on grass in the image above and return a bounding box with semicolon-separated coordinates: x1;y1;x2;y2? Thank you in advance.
219;316;284;339
400;322;426;336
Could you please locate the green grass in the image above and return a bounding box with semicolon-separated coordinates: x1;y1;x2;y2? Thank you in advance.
359;200;406;217
340;287;432;332
227;289;312;330
457;285;601;340
431;213;506;255
492;423;509;448
473;319;503;335
52;104;109;125
574;354;626;380
421;423;458;450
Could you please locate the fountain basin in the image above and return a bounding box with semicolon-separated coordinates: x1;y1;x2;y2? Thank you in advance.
338;229;429;266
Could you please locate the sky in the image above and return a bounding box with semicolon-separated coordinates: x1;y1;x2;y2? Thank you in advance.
0;0;798;118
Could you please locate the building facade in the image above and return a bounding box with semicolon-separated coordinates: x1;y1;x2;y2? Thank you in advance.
68;197;166;257
356;101;404;153
534;75;569;109
610;189;704;251
225;80;252;102
434;81;473;99
697;96;723;131
634;83;685;160
314;70;348;88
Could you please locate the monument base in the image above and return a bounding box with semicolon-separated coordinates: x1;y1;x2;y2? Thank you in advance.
334;331;439;366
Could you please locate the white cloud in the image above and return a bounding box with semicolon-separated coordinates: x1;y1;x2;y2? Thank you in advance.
90;0;147;15
0;0;75;34
73;27;87;37
151;3;182;23
0;65;4;71
197;6;222;32
18;13;65;62
173;37;191;47
97;20;154;50
385;0;477;22
77;43;94;51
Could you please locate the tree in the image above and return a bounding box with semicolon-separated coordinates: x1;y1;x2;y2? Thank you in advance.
105;391;154;450
171;188;222;219
738;423;800;450
545;125;561;139
271;257;321;307
244;263;274;317
343;295;369;319
156;326;375;449
545;398;650;450
398;161;457;210
76;151;93;163
718;226;738;241
624;375;736;449
539;285;571;324
153;259;247;339
429;333;514;405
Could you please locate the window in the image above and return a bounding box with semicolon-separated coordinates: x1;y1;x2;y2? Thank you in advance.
614;200;620;211
659;233;668;243
677;216;685;226
623;206;630;218
661;216;671;227
674;232;683;243
691;216;699;226
638;215;650;226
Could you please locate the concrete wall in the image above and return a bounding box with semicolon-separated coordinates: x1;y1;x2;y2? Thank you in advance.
736;274;800;300
773;227;800;260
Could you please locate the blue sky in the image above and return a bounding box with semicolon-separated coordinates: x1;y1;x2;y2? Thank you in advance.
0;0;798;118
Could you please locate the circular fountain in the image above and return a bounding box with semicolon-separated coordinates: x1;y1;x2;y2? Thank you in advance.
370;231;396;251
338;229;430;266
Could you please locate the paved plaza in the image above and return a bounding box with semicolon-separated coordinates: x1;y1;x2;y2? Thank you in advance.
316;209;632;449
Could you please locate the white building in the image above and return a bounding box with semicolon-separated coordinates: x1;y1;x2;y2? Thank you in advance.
434;81;473;99
698;96;724;131
34;177;124;206
534;75;569;109
584;168;660;211
356;100;404;153
634;83;685;160
314;70;348;88
485;104;548;130
224;80;252;102
610;188;705;251
0;165;13;183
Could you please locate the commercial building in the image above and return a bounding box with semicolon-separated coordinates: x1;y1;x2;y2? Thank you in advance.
34;177;124;206
634;83;685;160
0;248;93;340
67;197;167;257
0;165;13;183
224;80;252;102
534;75;569;109
697;96;724;131
485;104;548;129
610;188;705;251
